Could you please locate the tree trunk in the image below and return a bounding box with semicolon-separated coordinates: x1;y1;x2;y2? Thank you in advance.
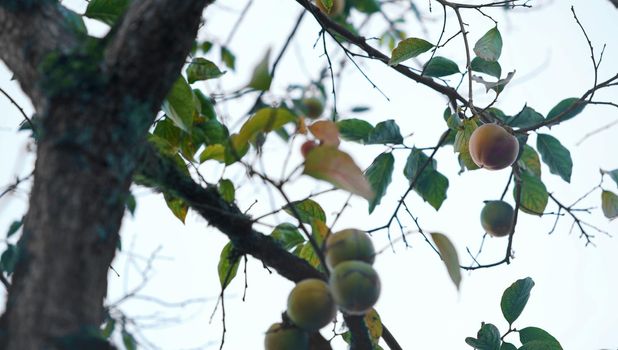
0;1;211;348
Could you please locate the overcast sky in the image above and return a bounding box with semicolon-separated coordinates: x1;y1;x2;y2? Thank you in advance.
1;0;617;349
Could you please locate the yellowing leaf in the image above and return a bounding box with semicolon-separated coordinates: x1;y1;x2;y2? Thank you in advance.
199;144;225;163
234;108;296;149
303;146;374;200
308;120;340;146
364;308;383;342
431;232;461;290
298;242;322;269
311;219;330;246
163;193;188;223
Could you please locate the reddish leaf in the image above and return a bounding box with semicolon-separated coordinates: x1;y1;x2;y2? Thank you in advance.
303;146;374;200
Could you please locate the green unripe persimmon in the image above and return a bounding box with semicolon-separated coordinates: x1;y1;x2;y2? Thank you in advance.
480;200;514;237
264;323;309;350
302;97;324;119
329;261;380;316
286;279;337;331
325;229;375;270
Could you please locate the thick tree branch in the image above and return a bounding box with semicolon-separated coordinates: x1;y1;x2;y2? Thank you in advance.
137;144;323;282
104;0;213;102
0;2;79;110
136;144;374;349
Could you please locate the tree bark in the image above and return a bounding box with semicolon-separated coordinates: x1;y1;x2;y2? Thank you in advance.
0;1;212;348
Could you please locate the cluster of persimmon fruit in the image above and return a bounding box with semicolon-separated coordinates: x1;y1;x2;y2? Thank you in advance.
264;229;380;349
469;123;518;237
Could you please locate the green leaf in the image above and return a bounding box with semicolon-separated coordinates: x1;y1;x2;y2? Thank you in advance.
546;98;585;123
601;190;618;220
186;58;225;83
473;27;503;62
152;118;182;152
602;169;618;188
0;244;19;275
423;56;460;77
431;233;461;289
6;219;23;238
471;57;502;79
519;341;563;350
351;106;371;113
365;153;395;213
501;277;535;325
101;318;115;339
303;146;374;200
271;223;305;250
487;108;509;123
319;0;334;12
199;41;214;54
121;329;136;350
518;145;541;178
516;172;548;215
366;120;403;144
218;179;235;203
508;106;544;129
193;89;217;120
224;134;250;165
536;134;573;183
221;46;236;70
235;108;296;149
84;0;129;25
248;49;272;91
416;170;449;210
337;118;374;143
163;193;189;223
458;151;480;173
446;113;462;131
60;7;88;35
199;119;229;145
199;144;225;163
389;38;434;66
519;327;562;347
404;148;448;210
284;199;326;224
218;242;240;289
162;76;195;133
454;119;478;150
500;343;517;350
125;193;136;216
465;323;501;350
454;119;479;171
349;0;380;13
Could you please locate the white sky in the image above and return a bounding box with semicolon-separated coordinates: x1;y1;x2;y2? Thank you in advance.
1;0;618;349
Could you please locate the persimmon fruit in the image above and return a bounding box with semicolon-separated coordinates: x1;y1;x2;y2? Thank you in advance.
286;279;337;331
480;200;514;237
325;229;375;270
468;123;519;170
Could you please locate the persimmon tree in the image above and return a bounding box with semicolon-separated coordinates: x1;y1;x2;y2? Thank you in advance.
0;0;617;349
